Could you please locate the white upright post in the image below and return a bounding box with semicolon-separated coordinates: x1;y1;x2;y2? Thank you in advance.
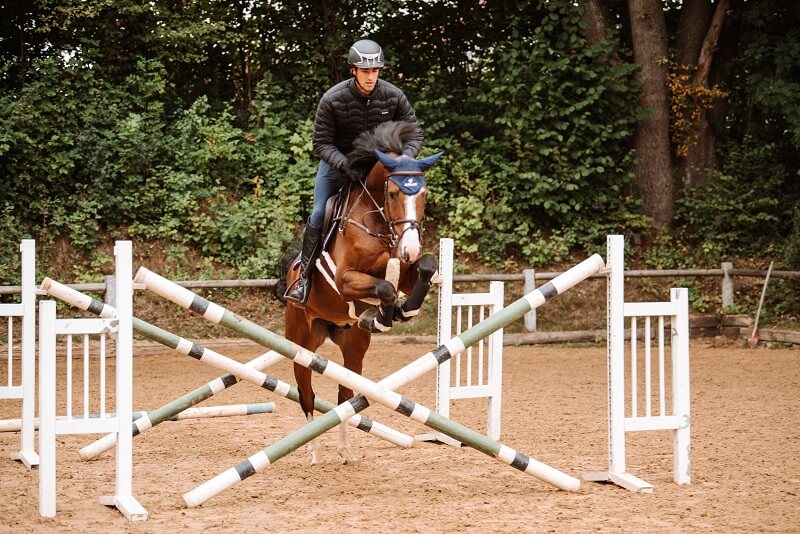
38;300;57;518
100;241;147;520
486;281;504;441
16;239;38;467
415;238;462;446
606;235;627;479
435;238;454;420
671;287;691;485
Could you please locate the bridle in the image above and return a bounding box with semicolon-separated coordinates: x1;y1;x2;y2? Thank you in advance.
340;171;426;251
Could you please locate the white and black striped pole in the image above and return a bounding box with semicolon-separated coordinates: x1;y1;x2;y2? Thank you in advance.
135;254;604;505
39;279;414;458
0;403;276;432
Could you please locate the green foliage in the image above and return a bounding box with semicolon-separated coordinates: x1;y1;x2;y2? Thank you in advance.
415;3;641;264
0;205;31;285
734;1;800;151
784;208;800;319
0;50;316;278
642;231;724;270
0;0;798;300
676;141;792;257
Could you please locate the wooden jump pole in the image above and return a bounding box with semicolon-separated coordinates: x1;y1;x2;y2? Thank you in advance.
135;253;604;505
39;279;414;459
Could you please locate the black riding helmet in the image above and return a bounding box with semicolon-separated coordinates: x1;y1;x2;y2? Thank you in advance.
348;39;385;68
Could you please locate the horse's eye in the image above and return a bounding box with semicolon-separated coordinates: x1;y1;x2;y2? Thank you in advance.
388;191;398;200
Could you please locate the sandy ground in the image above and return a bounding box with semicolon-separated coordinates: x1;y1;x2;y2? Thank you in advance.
1;337;799;533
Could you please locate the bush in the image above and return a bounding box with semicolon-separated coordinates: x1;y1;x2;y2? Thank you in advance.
676;141;793;258
414;3;641;264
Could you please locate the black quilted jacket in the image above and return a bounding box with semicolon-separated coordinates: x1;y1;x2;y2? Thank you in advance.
312;78;424;172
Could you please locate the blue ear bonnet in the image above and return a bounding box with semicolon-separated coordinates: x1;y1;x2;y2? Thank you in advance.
373;148;444;195
389;174;425;195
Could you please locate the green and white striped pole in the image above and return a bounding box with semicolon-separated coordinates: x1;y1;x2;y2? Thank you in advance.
0;403;276;433
135;253;604;505
39;279;414;460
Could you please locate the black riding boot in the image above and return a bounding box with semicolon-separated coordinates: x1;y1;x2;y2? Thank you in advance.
284;225;323;306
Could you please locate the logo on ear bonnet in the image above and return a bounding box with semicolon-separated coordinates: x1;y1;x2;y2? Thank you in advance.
389;174;425;195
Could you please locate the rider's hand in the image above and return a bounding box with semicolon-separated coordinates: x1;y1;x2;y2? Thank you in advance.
344;158;369;182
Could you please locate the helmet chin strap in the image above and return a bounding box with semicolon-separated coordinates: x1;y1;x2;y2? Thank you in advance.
352;69;375;96
356;79;370;95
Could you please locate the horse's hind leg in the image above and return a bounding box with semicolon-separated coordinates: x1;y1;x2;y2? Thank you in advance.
329;324;370;464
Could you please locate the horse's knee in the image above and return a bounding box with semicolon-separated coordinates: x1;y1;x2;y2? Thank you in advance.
374;279;397;307
374;279;398;329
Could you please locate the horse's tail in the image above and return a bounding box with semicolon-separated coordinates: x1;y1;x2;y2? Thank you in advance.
273;240;301;304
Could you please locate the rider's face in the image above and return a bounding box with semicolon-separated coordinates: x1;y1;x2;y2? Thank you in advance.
352;67;381;96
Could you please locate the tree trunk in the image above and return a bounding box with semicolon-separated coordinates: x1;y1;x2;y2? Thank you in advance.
682;0;731;188
674;1;713;189
694;0;731;87
675;0;713;67
628;0;674;229
581;0;614;46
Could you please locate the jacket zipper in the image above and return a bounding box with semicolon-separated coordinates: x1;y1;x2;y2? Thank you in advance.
365;99;370;131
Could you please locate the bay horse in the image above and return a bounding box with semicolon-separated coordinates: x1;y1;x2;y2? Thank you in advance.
280;121;443;465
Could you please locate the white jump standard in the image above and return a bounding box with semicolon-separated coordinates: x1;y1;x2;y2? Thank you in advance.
584;234;691;492
0;240;38;468
38;241;146;520
136;254;604;506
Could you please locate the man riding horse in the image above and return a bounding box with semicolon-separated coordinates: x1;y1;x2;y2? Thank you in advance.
284;38;424;306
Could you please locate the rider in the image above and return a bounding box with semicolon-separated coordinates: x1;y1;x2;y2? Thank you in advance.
285;38;424;306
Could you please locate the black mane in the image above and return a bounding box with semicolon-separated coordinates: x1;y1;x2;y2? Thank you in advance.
346;121;418;179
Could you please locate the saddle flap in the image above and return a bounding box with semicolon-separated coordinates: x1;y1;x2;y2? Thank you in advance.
321;186;350;252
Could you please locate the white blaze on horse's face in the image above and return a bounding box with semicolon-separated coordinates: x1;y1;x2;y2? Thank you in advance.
387;180;427;263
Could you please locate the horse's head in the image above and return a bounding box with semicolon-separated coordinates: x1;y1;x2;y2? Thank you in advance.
374;149;444;263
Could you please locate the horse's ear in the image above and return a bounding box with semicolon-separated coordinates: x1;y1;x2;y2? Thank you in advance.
373;149;400;171
416;151;445;171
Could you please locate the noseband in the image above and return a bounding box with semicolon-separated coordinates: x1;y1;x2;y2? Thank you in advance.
341;171;426;251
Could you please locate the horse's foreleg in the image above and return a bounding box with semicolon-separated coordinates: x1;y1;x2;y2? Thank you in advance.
395;253;437;321
293;363;319;465
358;278;396;332
330;326;370;465
336;378;357;464
339;270;398;333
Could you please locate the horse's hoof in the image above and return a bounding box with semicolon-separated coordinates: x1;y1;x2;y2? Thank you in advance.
358;308;391;333
393;301;417;322
308;444;319;466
